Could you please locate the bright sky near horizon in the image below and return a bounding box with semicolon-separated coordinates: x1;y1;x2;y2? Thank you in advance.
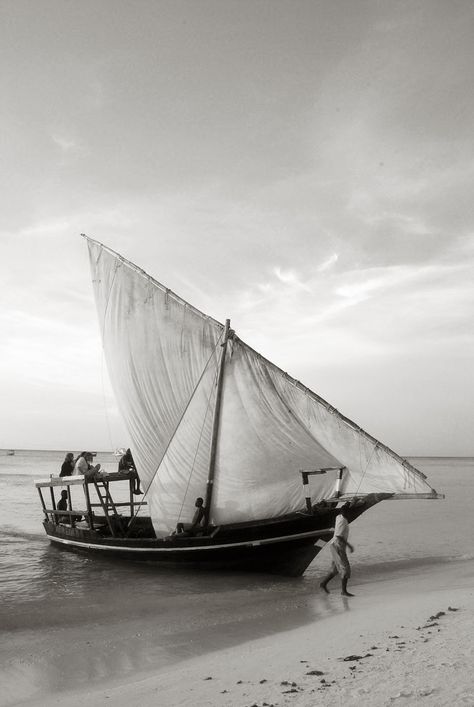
1;0;473;455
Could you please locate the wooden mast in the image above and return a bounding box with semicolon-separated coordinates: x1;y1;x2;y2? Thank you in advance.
203;318;231;532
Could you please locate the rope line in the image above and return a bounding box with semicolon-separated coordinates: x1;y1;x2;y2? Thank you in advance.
126;330;224;533
353;439;378;496
176;359;220;524
96;251;121;454
100;352;116;453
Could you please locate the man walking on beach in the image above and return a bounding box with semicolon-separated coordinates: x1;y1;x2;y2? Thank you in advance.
320;503;355;597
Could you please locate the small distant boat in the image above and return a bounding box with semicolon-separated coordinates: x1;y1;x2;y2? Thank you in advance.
35;237;443;576
7;450;15;456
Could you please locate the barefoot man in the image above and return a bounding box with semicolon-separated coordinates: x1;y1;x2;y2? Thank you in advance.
320;503;355;597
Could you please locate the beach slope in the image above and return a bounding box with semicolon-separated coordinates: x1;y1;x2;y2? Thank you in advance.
9;558;474;707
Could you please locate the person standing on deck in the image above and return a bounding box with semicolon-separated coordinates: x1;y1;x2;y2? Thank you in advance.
319;503;355;597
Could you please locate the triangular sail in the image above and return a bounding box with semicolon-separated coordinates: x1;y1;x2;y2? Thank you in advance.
212;338;434;525
86;238;224;533
85;237;436;535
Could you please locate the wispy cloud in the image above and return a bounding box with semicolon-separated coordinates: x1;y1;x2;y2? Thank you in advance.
52;134;82;153
1;1;473;452
335;266;413;303
274;267;312;291
21;219;72;237
317;253;338;272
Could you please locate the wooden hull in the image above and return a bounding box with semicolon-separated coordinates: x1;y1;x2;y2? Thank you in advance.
45;523;329;576
43;497;381;576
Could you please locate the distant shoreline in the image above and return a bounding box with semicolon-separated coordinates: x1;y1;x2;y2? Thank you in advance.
0;448;116;455
2;449;473;459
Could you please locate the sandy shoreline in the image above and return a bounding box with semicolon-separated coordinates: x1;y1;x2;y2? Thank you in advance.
5;558;474;707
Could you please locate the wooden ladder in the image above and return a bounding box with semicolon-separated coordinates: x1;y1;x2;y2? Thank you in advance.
93;480;125;536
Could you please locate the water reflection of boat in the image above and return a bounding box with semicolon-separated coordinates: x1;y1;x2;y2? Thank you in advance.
34;237;442;576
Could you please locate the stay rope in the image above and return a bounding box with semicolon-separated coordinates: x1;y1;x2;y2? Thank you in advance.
98;256;121;453
176;359;220;524
126;329;225;532
352;433;378;496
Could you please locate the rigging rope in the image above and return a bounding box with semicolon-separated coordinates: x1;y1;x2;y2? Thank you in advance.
100;352;117;454
353;437;378;496
126;329;225;533
176;360;220;524
94;245;121;455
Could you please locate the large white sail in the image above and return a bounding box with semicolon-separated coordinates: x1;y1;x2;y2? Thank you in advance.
86;237;436;535
213;338;434;525
87;239;223;533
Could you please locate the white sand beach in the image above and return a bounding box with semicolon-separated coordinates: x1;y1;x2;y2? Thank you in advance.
9;557;474;707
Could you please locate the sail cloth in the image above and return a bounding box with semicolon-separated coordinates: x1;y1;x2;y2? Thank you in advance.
87;240;224;533
214;339;434;526
86;238;436;535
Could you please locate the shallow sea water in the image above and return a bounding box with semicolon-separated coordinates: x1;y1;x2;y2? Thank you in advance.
0;451;473;703
1;451;473;618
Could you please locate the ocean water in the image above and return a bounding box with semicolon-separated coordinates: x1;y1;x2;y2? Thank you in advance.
1;451;473;614
0;451;473;702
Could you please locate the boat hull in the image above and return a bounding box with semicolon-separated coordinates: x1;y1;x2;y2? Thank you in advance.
45;524;330;576
42;496;381;576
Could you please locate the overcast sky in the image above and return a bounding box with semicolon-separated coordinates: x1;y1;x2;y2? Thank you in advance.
1;0;473;455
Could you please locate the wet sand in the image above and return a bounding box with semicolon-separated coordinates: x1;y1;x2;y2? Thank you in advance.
5;557;474;707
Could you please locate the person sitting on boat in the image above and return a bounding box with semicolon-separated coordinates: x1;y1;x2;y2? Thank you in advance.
118;448;143;495
74;452;101;477
73;452;87;475
60;452;75;477
57;490;82;523
319;503;355;597
175;497;207;536
57;490;69;522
